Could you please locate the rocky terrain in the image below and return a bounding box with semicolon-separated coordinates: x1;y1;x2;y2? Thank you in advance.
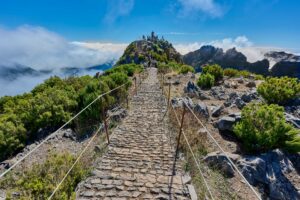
165;71;300;199
183;45;300;78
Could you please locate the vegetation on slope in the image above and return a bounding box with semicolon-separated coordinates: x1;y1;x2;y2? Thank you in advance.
0;64;142;161
1;153;89;200
117;32;182;65
258;76;300;105
234;103;300;153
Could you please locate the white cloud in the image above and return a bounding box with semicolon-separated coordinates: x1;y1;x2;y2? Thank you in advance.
0;25;127;70
174;36;290;65
104;0;134;23
174;42;202;54
177;0;224;18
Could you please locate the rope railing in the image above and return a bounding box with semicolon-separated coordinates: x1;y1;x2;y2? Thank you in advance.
161;77;261;200
48;106;124;199
0;82;130;179
170;104;215;200
182;101;262;200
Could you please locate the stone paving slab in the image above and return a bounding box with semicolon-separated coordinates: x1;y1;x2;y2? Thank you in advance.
76;68;192;200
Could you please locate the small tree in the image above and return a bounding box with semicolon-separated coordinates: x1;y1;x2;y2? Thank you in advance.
197;73;215;89
233;103;300;153
202;64;223;81
257;76;300;105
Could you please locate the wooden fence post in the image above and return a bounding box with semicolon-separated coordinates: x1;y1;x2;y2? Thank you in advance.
175;105;186;158
167;82;171;108
101;97;110;144
134;77;137;95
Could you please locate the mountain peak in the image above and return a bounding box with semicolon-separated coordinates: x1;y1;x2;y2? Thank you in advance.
117;32;182;66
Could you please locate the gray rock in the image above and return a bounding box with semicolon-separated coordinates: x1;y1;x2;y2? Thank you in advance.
171;97;194;108
198;91;211;100
0;190;6;200
237;78;244;84
210;86;226;100
241;93;252;103
194;102;209;118
184;81;198;93
63;129;76;140
173;79;180;85
285;112;300;128
203;151;240;177
211;105;224;117
108;107;127;122
238;149;300;200
228;112;241;122
217;116;236;131
246;81;256;88
235;97;246;109
187;184;198;200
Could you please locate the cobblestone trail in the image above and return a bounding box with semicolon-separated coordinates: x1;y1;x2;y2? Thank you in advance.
76;68;193;199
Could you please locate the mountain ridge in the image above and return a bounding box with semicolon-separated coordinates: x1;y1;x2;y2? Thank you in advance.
183;45;300;77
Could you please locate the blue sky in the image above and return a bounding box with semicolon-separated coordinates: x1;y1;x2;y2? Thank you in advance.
0;0;299;48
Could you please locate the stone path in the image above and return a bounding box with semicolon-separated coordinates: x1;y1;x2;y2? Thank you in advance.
76;68;193;200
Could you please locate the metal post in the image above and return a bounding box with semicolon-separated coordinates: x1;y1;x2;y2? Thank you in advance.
134;77;137;95
101;97;110;144
104;118;110;144
175;105;186;158
167;82;171;108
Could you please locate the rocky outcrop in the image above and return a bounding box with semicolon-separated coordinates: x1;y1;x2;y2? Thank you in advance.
203;151;240;177
238;149;300;200
183;45;270;75
183;46;300;77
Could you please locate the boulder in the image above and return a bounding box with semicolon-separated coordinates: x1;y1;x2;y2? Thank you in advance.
237;149;300;200
203;151;240;177
194;102;209;118
210;86;226;100
171;97;194;108
198;91;211;100
211;105;224;117
235;97;246;109
216;116;236;131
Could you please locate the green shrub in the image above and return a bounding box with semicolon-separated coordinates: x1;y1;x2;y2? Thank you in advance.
105;64;143;77
254;74;265;80
238;70;251;78
257;76;300;105
197;73;215;89
202;64;223;81
179;65;195;74
223;68;239;77
233;103;300;153
2;153;89;200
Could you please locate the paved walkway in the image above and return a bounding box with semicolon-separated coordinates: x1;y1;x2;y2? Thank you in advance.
76;68;192;199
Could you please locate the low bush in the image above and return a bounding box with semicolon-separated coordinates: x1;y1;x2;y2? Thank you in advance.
223;68;239;77
202;64;223;81
197;73;215;89
178;65;195;74
2;153;89;200
233;103;300;153
105;63;143;77
257;76;300;105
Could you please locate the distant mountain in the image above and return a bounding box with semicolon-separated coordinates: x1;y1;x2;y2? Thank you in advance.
117;32;182;66
265;51;300;77
183;45;300;77
0;62;114;80
0;64;43;81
